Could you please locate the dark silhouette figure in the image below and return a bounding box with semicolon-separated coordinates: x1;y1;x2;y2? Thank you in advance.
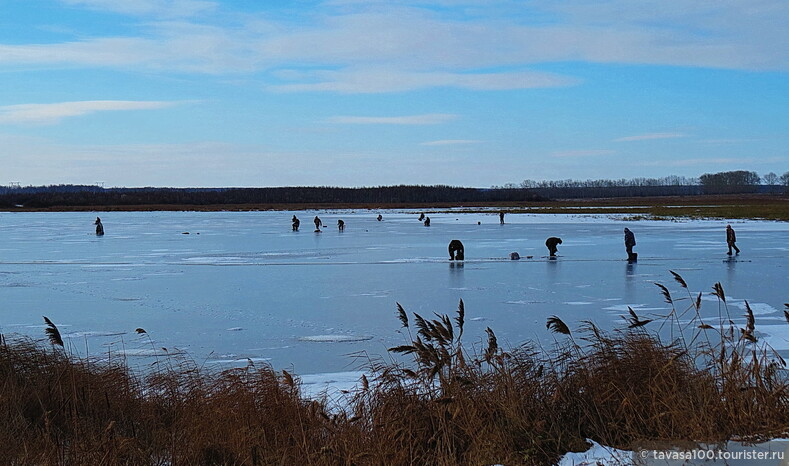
545;237;562;257
726;224;740;255
314;216;322;231
418;213;425;221
292;215;300;231
510;252;520;260
377;214;383;221
448;239;464;260
499;211;505;224
624;228;637;262
337;219;345;231
94;217;104;236
424;217;431;227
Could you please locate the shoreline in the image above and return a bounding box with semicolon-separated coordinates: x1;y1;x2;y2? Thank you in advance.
3;193;787;220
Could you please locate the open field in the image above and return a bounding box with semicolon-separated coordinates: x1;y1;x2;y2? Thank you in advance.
4;194;787;221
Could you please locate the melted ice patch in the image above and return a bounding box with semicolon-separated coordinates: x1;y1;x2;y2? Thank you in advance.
63;331;126;339
299;371;367;400
298;335;373;343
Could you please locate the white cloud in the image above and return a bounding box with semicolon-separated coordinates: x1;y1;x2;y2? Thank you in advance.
0;101;181;124
551;149;615;158
614;132;687;142
420;139;482;146
327;114;458;125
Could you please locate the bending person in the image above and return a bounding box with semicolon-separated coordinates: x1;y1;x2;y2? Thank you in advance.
545;237;562;257
448;239;464;261
292;215;300;231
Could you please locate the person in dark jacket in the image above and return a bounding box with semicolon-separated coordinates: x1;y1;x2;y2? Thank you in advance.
499;211;505;224
448;240;464;260
292;215;300;231
624;228;636;261
726;224;740;255
545;237;562;257
424;217;431;227
313;216;322;231
94;217;104;236
337;219;345;231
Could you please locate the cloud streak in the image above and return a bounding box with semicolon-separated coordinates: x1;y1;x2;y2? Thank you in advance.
551;149;615;158
0;100;182;124
59;0;217;17
614;132;686;142
420;139;482;146
327;114;458;125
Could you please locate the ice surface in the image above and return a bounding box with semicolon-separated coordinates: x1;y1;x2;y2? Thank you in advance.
0;210;787;377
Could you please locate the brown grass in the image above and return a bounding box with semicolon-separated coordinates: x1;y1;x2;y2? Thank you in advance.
1;274;787;465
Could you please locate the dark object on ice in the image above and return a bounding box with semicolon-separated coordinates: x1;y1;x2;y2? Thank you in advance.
418;213;425;221
292;215;300;231
624;228;637;262
510;252;520;260
545;237;562;256
94;217;104;236
726;224;740;255
500;211;505;224
424;217;431;227
377;214;383;221
337;219;345;231
448;239;464;260
314;216;322;231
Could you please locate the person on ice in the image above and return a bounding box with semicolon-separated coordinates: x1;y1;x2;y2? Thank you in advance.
726;224;740;255
424;217;431;227
448;240;464;261
624;228;637;262
545;237;562;257
94;217;104;236
337;219;345;231
292;215;300;231
314;216;323;231
499;211;505;224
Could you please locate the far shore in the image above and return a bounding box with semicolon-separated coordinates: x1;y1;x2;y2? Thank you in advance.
2;193;787;220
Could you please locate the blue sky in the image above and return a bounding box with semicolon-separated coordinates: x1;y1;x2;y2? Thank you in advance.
1;0;787;188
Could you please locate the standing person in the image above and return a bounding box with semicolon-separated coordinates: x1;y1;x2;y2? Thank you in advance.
726;224;740;255
94;217;104;236
624;228;636;262
314;216;322;231
545;237;562;257
424;217;431;227
337;219;345;231
292;215;300;231
499;211;505;224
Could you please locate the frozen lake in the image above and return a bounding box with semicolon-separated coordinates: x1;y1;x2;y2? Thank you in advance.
1;210;787;381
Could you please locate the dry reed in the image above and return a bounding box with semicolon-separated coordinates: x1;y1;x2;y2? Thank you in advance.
0;273;786;465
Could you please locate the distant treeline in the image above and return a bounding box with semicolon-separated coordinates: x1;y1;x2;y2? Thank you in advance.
495;171;789;198
2;170;787;207
0;185;543;208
